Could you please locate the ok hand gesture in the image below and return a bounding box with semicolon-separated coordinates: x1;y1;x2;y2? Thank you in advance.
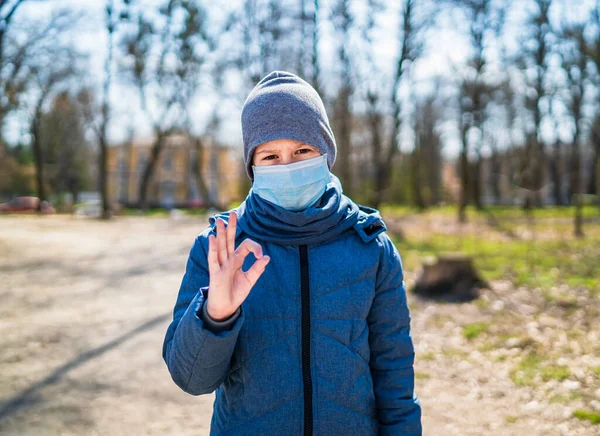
205;211;270;321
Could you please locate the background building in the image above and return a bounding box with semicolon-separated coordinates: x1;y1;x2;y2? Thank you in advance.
107;134;242;209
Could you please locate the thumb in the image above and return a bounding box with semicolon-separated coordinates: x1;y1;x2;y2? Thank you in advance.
243;255;270;288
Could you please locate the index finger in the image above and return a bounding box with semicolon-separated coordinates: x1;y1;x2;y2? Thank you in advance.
227;211;237;256
235;238;264;260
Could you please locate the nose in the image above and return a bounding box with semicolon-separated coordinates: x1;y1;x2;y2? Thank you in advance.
279;154;293;165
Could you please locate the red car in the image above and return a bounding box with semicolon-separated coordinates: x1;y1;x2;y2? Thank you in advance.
0;196;55;213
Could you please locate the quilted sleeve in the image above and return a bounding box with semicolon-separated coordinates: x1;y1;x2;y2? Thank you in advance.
162;226;245;396
368;233;422;435
199;293;241;333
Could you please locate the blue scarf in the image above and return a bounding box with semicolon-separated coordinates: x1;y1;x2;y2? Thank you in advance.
233;172;362;245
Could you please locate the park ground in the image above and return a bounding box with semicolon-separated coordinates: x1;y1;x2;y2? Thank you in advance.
0;207;599;435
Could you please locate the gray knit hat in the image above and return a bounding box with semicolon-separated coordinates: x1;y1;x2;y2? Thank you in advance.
241;70;337;182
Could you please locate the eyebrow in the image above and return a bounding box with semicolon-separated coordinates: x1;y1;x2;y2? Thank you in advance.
256;144;314;154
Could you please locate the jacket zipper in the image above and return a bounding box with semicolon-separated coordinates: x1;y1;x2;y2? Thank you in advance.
299;244;313;436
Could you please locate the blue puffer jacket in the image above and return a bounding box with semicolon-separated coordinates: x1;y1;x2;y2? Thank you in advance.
162;173;422;435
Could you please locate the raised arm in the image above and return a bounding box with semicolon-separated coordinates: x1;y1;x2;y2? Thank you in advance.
368;233;422;435
161;226;244;396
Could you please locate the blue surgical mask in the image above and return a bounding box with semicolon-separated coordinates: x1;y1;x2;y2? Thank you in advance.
251;153;330;211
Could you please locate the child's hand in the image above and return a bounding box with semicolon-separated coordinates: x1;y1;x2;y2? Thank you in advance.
205;211;270;321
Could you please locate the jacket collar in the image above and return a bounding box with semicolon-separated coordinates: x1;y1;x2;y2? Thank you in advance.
207;173;386;245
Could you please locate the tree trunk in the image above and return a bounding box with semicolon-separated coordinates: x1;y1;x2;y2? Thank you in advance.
550;141;563;205
193;136;212;208
411;253;487;302
586;144;598;197
374;92;402;209
596;152;600;209
411;147;425;210
31;110;46;212
98;134;110;217
311;0;321;97
458;137;469;223
367;93;383;206
597;154;600;209
335;86;352;195
570;133;583;237
472;155;483;210
298;0;307;77
334;0;353;197
99;1;114;220
139;130;167;211
490;150;501;204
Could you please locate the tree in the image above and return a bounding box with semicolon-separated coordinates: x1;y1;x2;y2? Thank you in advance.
587;3;600;205
560;24;590;238
23;10;81;211
121;0;220;210
448;0;505;220
457;77;474;221
0;1;52;200
330;0;354;195
358;0;385;205
40;92;91;204
311;0;322;96
548;94;566;205
98;0;133;218
29;59;76;210
518;0;554;208
370;0;429;208
412;93;443;209
0;0;35;153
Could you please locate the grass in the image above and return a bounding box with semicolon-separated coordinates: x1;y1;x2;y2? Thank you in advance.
541;364;571;382
510;354;544;387
493;354;508;362
462;322;489;340
418;352;436;361
380;203;600;219
573;409;600;425
509;353;572;387
473;298;491;309
415;371;431;380
549;392;582;404
478;333;540;353
441;347;469;359
378;204;418;218
386;206;600;295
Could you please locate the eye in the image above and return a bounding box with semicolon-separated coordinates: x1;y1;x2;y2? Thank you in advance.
263;155;277;161
296;148;313;154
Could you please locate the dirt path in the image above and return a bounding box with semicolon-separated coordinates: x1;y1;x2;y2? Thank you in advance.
0;215;597;435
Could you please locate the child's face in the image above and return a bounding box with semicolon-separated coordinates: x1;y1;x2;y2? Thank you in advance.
252;139;322;167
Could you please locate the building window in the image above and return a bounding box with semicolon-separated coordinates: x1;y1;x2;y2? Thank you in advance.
137;152;147;173
163;151;173;172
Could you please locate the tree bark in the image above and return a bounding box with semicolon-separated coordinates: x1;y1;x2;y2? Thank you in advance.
550;141;564;205
31;106;46;212
99;0;115;220
366;92;383;206
193;135;212;208
139;130;167;211
311;0;321;96
411;146;425;210
458;123;469;223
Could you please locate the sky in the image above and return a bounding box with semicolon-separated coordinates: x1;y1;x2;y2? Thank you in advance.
5;0;597;159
